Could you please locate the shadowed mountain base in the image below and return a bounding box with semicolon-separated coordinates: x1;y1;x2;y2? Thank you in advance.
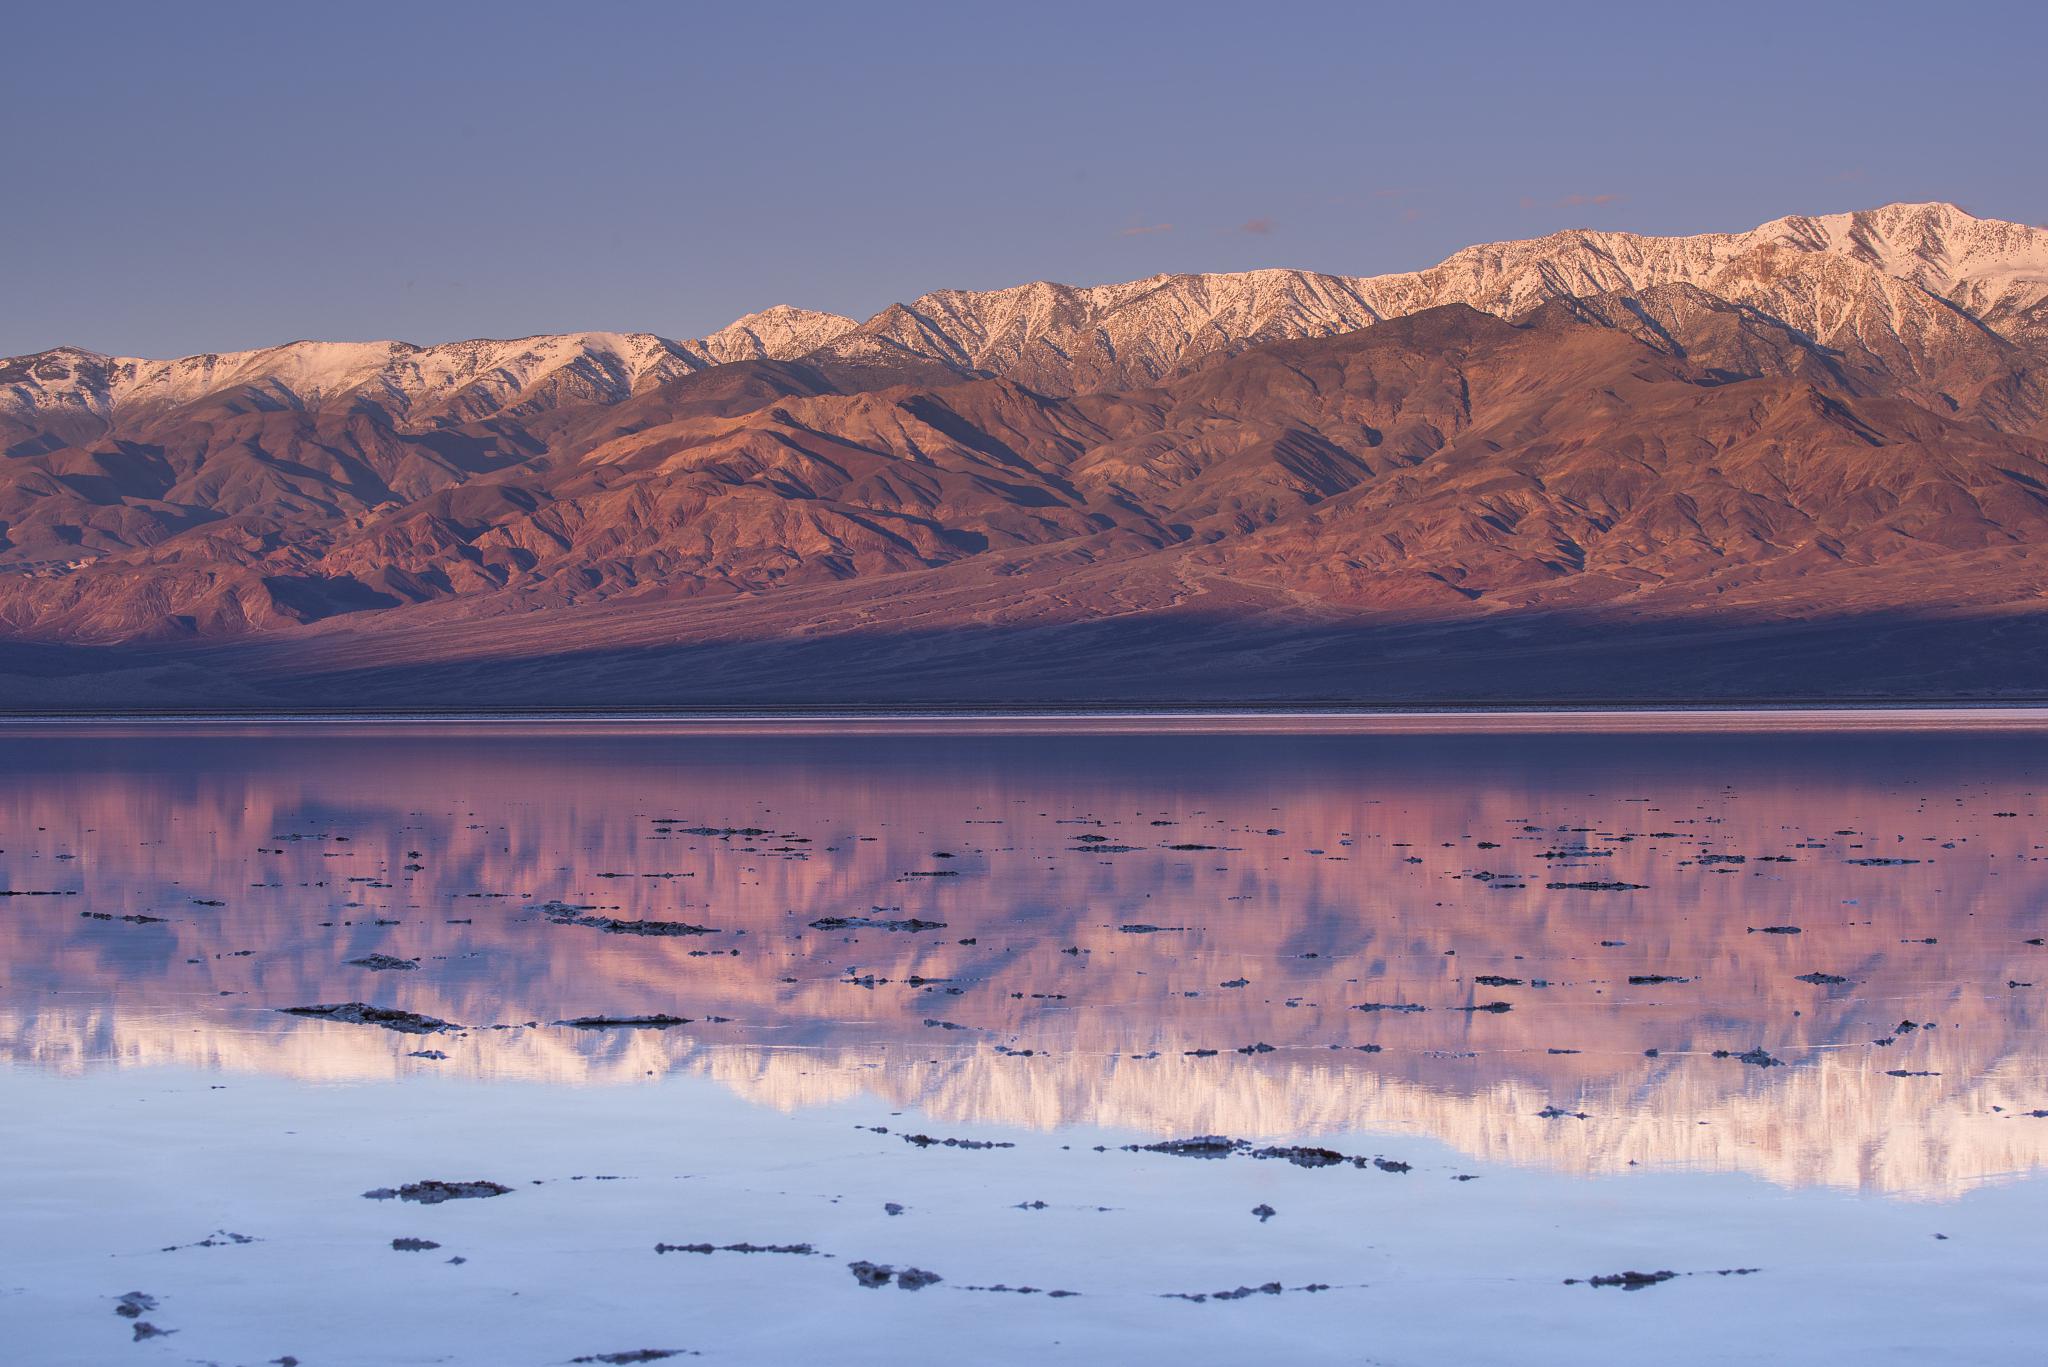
6;601;2047;711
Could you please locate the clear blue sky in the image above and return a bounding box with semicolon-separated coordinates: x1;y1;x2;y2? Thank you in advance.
8;0;2045;358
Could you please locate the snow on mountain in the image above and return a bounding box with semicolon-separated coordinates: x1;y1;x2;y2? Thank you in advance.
807;202;2048;393
0;332;710;440
0;310;861;444
1382;201;2048;353
5;202;2044;435
688;305;859;364
811;271;1391;393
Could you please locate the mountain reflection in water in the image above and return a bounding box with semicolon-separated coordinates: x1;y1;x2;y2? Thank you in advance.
3;719;2045;1199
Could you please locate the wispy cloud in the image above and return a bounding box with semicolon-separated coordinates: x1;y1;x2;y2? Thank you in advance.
1238;216;1277;236
1832;168;1867;183
1119;222;1174;237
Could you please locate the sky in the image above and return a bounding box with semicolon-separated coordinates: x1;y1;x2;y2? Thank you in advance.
7;0;2046;359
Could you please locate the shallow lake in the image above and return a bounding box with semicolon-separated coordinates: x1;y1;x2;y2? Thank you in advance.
4;716;2046;1364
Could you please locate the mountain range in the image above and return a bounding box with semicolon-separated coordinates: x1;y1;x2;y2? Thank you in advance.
4;200;2048;708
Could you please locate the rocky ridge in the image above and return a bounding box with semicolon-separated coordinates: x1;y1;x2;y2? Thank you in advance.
2;202;2046;701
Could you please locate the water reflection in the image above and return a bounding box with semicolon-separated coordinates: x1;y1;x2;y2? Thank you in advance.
3;721;2045;1198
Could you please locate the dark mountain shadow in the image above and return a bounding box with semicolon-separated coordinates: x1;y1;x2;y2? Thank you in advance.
6;604;2048;712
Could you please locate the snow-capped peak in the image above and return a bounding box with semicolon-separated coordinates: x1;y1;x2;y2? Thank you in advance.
688;306;860;364
7;202;2045;426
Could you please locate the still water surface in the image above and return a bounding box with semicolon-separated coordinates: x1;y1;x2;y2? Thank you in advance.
3;718;2046;1363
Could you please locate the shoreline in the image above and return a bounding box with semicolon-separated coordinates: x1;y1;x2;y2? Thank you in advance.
8;703;2048;732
